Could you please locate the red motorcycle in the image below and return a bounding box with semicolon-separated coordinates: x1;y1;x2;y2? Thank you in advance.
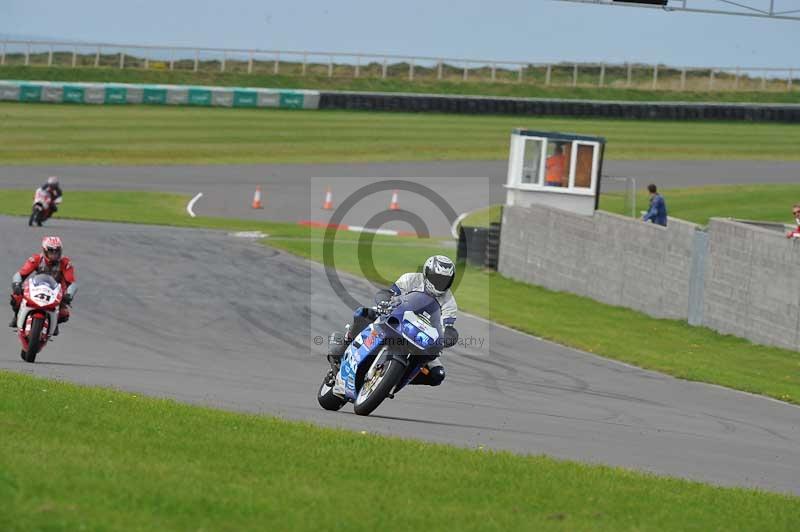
29;188;61;227
14;273;63;363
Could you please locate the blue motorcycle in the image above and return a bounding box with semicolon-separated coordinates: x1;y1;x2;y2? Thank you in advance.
317;291;443;416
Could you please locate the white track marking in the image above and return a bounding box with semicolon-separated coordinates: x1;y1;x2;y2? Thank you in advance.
186;192;203;218
450;212;470;239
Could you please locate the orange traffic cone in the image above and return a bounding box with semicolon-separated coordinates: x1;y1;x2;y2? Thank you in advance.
251;186;264;209
389;190;400;210
322;186;334;210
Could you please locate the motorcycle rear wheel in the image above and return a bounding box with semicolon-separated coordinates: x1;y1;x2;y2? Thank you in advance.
24;316;45;363
353;355;405;416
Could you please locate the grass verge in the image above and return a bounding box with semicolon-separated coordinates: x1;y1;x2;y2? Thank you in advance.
1;188;799;404
4;64;800;104
1;102;799;165
464;184;800;228
1;370;798;532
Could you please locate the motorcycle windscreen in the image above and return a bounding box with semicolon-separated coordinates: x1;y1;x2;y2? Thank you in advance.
29;274;59;289
390;291;443;336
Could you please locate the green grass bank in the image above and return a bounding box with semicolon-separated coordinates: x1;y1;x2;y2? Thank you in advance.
4;64;800;104
1;102;799;165
1;371;798;532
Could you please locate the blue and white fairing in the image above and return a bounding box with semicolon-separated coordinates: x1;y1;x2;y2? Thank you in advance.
339;291;443;401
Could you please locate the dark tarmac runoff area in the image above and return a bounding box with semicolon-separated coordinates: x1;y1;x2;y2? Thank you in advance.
1;216;799;495
2;160;800;236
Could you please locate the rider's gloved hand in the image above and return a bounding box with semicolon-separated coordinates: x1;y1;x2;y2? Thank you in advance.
11;283;22;296
442;326;459;348
63;294;73;306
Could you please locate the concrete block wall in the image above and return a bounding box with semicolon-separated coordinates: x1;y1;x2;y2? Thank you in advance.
499;205;698;320
703;219;800;350
499;206;800;351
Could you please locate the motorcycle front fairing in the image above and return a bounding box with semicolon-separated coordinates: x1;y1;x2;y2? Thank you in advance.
17;274;62;342
338;291;443;400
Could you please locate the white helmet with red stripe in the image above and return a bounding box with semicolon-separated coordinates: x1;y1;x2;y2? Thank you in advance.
42;236;63;266
47;176;59;186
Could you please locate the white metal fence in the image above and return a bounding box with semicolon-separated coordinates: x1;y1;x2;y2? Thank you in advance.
0;39;797;92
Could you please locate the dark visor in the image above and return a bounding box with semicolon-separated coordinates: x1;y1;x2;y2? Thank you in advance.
427;272;453;292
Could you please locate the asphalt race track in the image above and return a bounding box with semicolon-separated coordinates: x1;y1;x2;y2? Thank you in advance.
2;160;800;236
1;216;798;495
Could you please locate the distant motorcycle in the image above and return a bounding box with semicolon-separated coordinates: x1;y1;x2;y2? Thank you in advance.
29;188;61;227
317;291;444;416
14;273;63;363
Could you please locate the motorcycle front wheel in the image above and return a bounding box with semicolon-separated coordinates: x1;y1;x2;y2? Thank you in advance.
24;316;45;363
28;207;41;227
317;370;346;411
353;352;406;416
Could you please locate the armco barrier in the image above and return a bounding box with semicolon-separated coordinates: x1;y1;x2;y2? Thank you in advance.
0;80;320;109
319;91;800;122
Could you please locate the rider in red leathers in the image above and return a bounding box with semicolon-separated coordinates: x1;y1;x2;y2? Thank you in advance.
9;236;77;335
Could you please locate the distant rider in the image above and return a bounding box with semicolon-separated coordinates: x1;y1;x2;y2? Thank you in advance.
9;236;77;336
42;176;63;215
328;255;459;391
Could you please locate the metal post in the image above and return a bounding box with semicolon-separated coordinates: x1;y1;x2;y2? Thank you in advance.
518;65;523;83
409;58;414;81
437;60;443;80
734;66;740;89
220;51;226;72
789;69;794;91
327;56;333;78
652;64;658;89
381;58;387;79
144;56;149;70
708;69;714;90
247;52;253;74
463;62;469;81
25;42;30;66
274;52;280;75
72;47;77;68
354;55;360;78
302;53;307;76
169;50;174;71
572;64;578;87
626;63;632;87
1;42;6;66
545;64;552;86
761;73;767;90
120;51;125;69
680;68;686;90
491;63;496;82
194;50;199;72
599;63;605;87
95;46;100;68
47;45;53;66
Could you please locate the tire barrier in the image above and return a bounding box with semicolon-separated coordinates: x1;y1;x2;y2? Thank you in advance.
0;80;320;109
319;91;800;122
457;221;502;271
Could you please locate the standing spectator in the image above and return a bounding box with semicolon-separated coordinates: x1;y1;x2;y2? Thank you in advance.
787;204;800;239
545;144;566;187
642;184;668;227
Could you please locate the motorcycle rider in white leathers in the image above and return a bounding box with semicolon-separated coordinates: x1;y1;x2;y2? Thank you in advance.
328;255;459;396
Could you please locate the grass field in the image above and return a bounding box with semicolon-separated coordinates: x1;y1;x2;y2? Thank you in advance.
2;188;798;405
4;64;800;104
463;184;800;228
1;102;799;165
2;371;797;532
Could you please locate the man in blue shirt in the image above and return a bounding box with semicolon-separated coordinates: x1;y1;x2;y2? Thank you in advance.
642;184;668;227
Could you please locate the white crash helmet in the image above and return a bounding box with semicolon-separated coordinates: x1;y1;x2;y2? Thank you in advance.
423;255;455;297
